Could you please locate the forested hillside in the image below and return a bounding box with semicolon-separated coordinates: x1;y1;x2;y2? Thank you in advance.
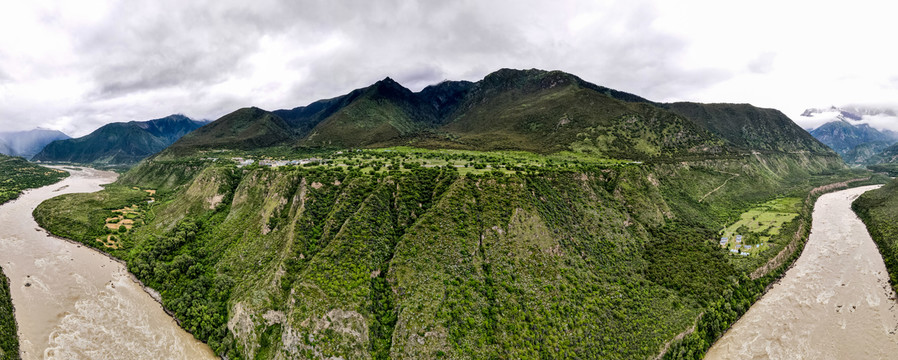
807;120;897;164
33;115;205;167
159;69;835;162
35;147;862;359
0;269;17;360
853;180;898;293
32;68;867;359
666;102;832;154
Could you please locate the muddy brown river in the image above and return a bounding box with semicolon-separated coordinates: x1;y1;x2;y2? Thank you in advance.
707;185;898;359
0;167;216;359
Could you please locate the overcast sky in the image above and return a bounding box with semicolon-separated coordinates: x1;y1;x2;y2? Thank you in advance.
2;0;898;136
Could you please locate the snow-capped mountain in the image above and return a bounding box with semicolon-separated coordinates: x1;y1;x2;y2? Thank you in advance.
801;105;898;164
800;105;898;131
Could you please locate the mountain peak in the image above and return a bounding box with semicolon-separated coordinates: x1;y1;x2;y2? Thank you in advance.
807;119;898;163
162;114;190;121
481;68;550;86
488;68;548;78
371;76;407;92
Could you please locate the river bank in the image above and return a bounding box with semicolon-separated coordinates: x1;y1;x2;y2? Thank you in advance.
0;167;216;359
706;185;898;359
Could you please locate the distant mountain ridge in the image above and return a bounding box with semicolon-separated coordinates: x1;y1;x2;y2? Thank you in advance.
162;68;834;161
666;102;831;154
866;142;898;165
807;120;898;164
33;115;206;166
0;129;70;159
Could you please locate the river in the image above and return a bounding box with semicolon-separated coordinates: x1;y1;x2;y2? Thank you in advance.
0;167;216;360
706;185;898;359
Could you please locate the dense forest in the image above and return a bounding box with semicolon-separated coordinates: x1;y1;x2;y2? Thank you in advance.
0;270;17;360
33;147;870;359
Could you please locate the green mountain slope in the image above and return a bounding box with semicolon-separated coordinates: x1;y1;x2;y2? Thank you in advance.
164;108;294;155
806;120;898;164
162;69;840;161
843;140;894;164
864;143;898;175
866;142;898;164
298;78;435;148
439;70;717;157
35;147;858;359
32;115;204;166
666;102;833;154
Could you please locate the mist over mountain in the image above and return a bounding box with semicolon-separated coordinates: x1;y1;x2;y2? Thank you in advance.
0;129;70;159
800;105;898;132
800;105;898;164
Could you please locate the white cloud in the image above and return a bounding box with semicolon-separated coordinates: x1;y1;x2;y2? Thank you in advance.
858;114;898;133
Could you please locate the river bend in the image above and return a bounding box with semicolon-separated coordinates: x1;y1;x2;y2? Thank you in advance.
0;167;215;360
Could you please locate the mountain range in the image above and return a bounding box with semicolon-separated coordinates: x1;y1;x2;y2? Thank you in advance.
33;115;206;166
807;120;898;164
162;69;832;160
0;129;70;159
25;69;833;167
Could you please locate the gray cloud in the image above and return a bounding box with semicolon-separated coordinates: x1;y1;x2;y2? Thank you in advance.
75;1;273;97
2;0;840;136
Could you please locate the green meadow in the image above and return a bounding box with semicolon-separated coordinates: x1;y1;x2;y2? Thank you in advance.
720;197;801;256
